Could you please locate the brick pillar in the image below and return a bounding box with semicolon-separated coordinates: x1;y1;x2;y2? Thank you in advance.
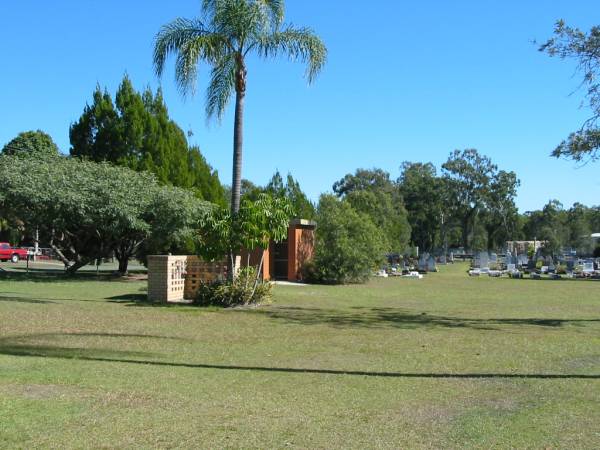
147;255;186;303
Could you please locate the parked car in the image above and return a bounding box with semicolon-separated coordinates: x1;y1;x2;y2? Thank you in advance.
0;242;28;263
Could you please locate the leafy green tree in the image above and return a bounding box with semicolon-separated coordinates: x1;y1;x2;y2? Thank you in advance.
334;168;411;252
442;149;518;251
333;168;393;197
522;200;569;256
566;203;593;253
482;170;520;250
539;20;600;161
137;186;212;265
398;162;445;252
2;130;60;157
0;153;210;274
153;0;327;219
197;193;293;284
70;76;226;205
266;170;316;219
305;195;386;284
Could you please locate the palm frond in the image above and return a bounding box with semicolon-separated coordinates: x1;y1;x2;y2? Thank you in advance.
255;0;285;28
154;18;210;77
206;54;237;120
255;25;327;83
154;18;230;97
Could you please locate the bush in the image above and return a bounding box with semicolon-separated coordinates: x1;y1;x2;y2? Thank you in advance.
304;195;386;284
195;267;272;307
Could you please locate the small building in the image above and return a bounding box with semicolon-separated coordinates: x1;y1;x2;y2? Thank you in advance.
242;219;317;281
148;219;317;303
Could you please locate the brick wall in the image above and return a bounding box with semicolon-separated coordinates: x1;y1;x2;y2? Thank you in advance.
147;255;227;303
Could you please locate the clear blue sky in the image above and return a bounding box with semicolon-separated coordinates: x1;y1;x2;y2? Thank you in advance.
1;1;598;212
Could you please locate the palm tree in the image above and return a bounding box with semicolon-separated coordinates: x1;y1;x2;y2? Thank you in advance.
153;0;327;216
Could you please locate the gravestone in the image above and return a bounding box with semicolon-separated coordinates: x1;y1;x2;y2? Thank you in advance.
479;252;490;269
490;253;498;264
418;253;428;272
517;254;528;267
427;255;437;272
546;256;556;273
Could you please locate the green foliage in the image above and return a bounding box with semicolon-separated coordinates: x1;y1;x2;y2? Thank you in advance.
70;76;226;205
154;1;327;119
154;0;326;216
2;130;60;157
333;168;393;197
266;171;316;219
398;162;445;252
195;267;272;307
306;195;386;284
539;20;600;162
198;193;293;262
0;153;210;273
136;186;213;265
442;149;519;250
522;200;569;256
333;168;411;253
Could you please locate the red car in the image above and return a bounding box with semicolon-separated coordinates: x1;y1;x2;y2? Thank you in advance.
0;242;28;263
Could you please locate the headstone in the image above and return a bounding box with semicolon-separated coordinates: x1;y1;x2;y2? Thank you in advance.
504;250;513;266
479;252;490;269
427;255;437;272
507;263;516;272
518;254;528;267
418;253;428;272
490;253;498;264
583;261;595;274
546;256;556;273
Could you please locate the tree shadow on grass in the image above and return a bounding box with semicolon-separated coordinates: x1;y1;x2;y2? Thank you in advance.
0;338;598;380
243;306;600;331
0;332;188;361
0;295;57;304
0;269;146;284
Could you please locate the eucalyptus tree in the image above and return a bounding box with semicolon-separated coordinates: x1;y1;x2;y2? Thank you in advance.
153;0;327;217
540;20;600;162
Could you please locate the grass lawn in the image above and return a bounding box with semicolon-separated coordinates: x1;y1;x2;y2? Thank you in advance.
1;263;599;448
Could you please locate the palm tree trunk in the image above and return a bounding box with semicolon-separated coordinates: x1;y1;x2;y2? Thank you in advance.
228;59;247;280
231;87;244;215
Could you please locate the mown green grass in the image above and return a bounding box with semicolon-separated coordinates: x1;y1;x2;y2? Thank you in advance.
1;264;599;448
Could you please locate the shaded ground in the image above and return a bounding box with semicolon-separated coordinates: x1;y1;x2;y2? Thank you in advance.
1;263;599;448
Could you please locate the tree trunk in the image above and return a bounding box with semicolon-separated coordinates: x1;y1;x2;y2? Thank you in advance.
228;56;247;281
231;88;245;215
66;258;91;275
117;256;129;275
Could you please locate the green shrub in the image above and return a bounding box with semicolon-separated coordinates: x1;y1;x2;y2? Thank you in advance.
304;195;386;284
195;267;272;307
